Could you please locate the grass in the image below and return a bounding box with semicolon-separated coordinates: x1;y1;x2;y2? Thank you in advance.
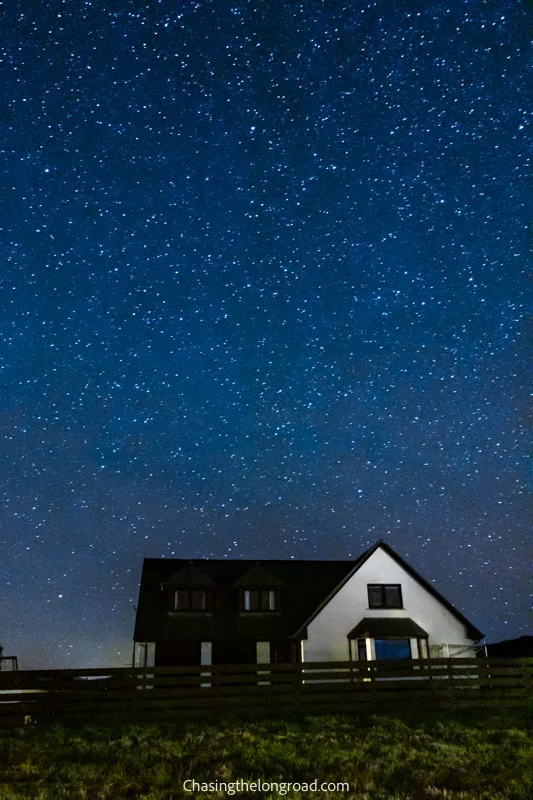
0;709;532;799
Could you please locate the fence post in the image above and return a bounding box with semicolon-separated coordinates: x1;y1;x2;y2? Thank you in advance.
447;659;457;709
521;658;533;703
296;661;304;712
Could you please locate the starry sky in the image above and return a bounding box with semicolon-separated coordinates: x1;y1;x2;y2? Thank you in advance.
1;0;531;669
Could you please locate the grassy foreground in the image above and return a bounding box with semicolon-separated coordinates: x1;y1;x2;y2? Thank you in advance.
0;711;532;800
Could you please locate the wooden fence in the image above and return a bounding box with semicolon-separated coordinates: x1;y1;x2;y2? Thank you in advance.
0;658;531;727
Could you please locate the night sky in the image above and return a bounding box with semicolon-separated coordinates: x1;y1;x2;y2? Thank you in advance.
1;1;531;670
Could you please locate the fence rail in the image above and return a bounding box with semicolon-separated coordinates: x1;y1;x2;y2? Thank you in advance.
0;658;531;727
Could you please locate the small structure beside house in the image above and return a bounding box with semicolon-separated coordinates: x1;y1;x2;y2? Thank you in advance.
479;636;533;659
133;540;483;668
0;643;18;671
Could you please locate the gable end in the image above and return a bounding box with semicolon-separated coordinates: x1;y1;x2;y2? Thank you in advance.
293;541;483;641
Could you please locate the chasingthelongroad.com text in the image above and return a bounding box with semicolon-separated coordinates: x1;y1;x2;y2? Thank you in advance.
183;779;349;795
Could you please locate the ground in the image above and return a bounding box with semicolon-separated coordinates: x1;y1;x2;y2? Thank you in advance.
0;710;532;799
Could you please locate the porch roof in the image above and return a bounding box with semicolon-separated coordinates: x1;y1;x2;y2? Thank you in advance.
348;617;428;639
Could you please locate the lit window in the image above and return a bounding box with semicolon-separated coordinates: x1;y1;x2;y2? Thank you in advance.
374;639;411;660
243;589;277;611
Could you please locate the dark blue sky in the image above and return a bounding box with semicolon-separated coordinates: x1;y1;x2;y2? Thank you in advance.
1;0;531;668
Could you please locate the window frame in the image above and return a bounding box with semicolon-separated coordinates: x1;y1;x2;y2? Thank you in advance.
367;583;403;609
173;588;210;612
241;589;278;612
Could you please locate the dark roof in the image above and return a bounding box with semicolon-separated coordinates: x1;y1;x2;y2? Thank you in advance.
134;558;353;642
293;541;484;641
164;566;218;587
482;636;533;658
233;564;287;588
348;617;429;639
133;541;483;642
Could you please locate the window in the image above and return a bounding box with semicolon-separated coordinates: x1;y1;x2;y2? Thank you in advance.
242;589;277;612
173;589;208;612
356;639;368;662
418;638;429;659
374;639;411;660
367;584;403;609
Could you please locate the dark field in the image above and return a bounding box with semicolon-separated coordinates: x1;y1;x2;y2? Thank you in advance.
1;710;532;799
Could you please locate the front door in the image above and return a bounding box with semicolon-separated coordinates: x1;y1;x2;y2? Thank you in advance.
270;640;295;664
212;639;256;665
155;640;201;667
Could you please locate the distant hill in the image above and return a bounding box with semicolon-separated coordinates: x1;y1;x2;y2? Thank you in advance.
481;636;533;658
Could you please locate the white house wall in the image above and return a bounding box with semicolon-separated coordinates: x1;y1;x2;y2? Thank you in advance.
304;546;475;662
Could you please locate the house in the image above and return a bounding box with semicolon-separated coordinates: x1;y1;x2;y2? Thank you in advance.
133;541;483;668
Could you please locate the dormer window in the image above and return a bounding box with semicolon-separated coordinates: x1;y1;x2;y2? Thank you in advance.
233;564;285;613
165;565;217;615
242;589;277;612
368;584;403;609
173;589;209;612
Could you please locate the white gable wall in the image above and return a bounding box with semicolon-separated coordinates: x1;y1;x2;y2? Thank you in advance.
303;546;475;662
